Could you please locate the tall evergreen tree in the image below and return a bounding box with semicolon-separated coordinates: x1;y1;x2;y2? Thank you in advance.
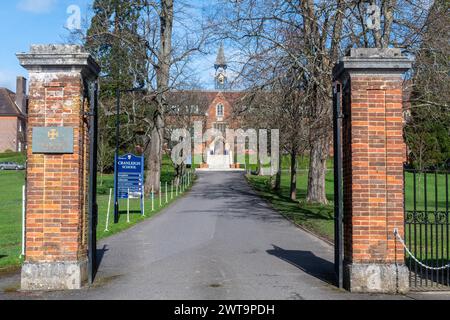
86;0;148;178
405;0;450;169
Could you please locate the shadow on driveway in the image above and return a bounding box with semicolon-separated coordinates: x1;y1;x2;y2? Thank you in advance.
267;245;336;286
94;245;109;280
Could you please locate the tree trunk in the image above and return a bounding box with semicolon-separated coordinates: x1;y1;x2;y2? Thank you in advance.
145;0;173;194
290;150;297;201
175;163;186;186
274;152;282;191
306;134;329;204
381;0;396;48
146;113;164;193
257;158;263;176
370;0;382;47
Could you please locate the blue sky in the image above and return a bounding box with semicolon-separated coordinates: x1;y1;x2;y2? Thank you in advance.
0;0;92;90
0;0;226;91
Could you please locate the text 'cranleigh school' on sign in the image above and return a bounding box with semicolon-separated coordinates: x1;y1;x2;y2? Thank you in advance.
114;154;145;215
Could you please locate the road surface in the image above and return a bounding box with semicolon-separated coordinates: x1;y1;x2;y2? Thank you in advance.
1;172;439;300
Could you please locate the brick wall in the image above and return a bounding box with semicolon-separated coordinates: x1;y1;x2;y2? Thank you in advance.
343;75;405;264
25;73;89;263
205;92;233;130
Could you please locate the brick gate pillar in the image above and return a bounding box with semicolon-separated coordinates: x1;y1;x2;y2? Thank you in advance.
333;48;412;293
17;45;100;290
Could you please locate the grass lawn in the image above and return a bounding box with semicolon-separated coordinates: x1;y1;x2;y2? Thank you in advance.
0;171;27;271
0;152;26;165
0;154;193;272
247;169;335;242
404;171;449;261
247;161;449;246
1;151;448;271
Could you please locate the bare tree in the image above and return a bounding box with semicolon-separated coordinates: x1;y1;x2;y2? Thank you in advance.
145;0;174;193
208;0;344;204
83;0;209;193
208;0;435;204
166;89;210;184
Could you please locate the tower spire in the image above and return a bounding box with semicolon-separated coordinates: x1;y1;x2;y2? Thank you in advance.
215;43;227;69
214;43;228;90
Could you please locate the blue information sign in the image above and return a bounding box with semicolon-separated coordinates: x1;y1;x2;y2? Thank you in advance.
114;154;145;217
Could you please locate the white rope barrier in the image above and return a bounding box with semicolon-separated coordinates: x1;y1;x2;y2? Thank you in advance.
394;228;450;271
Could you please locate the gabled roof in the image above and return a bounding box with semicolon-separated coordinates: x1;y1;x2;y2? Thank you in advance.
0;88;24;117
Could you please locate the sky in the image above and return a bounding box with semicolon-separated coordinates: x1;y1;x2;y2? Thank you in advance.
0;0;92;90
0;0;223;91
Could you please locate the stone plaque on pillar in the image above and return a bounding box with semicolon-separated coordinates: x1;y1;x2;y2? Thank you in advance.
32;127;74;154
333;48;413;293
17;45;100;290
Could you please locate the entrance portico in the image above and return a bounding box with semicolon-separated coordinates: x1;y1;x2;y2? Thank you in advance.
206;136;234;170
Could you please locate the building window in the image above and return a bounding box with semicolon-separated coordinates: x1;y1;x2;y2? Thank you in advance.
216;104;224;117
214;123;227;135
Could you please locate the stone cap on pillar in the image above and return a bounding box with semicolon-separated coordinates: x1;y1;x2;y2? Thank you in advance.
17;44;100;80
333;48;413;80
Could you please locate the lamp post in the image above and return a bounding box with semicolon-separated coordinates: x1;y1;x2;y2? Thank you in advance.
114;85;146;224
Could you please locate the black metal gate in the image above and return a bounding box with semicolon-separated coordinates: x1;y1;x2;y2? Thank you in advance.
333;82;344;289
86;81;99;284
404;167;450;290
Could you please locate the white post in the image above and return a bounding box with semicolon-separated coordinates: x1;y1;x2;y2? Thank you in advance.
21;185;25;257
165;182;168;204
176;179;178;197
159;182;162;207
105;188;112;232
151;185;155;211
142;185;145;217
127;188;130;223
171;180;174;199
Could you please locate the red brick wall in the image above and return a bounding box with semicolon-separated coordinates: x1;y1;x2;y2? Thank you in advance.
205;93;233;130
344;75;405;264
25;73;89;263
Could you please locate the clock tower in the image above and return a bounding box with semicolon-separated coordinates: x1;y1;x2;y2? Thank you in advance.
214;43;228;90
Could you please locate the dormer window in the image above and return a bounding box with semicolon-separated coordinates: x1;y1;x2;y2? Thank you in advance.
216;104;224;117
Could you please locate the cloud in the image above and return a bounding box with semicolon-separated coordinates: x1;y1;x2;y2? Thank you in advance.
17;0;57;14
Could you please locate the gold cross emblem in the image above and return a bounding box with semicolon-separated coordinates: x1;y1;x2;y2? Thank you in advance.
48;129;59;140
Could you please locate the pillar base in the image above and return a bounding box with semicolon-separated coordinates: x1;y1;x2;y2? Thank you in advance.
21;260;88;291
344;263;409;294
